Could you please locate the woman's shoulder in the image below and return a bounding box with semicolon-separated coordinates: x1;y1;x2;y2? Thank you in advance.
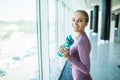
77;32;91;45
78;32;87;42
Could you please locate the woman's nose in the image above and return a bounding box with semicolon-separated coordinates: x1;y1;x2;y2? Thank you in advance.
74;21;78;26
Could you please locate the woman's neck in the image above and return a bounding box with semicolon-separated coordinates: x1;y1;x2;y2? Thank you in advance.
75;30;85;37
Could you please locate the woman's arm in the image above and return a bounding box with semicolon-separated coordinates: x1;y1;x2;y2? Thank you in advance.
68;36;91;74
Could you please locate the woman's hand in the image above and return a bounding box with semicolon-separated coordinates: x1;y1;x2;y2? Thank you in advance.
59;45;70;59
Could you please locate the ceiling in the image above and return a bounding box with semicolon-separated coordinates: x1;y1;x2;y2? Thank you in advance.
77;0;120;13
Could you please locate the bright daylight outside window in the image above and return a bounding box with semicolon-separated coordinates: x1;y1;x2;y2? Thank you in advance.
48;0;58;79
0;0;38;80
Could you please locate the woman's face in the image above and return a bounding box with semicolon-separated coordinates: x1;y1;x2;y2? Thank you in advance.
72;12;88;32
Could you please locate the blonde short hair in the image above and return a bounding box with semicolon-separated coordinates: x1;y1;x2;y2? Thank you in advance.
74;10;89;22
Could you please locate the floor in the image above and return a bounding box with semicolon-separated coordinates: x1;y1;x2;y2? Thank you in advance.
59;31;120;80
58;62;73;80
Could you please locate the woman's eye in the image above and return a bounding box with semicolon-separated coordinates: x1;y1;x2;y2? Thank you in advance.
72;19;75;21
79;19;83;22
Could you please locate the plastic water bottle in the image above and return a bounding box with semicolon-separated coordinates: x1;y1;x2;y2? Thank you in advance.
57;35;74;57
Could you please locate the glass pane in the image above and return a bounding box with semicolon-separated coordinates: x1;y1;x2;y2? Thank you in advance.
48;0;58;79
57;1;66;70
0;0;38;80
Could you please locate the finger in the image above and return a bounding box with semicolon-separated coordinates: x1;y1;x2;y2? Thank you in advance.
59;45;69;56
59;45;66;52
59;45;63;51
61;45;67;53
62;45;69;53
59;45;65;54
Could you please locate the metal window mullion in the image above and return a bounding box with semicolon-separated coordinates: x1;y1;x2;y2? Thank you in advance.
36;0;49;80
36;0;43;80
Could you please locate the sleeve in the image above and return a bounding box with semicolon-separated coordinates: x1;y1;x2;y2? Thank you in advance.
67;37;91;74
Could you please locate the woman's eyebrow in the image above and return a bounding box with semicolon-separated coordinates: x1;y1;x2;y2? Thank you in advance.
77;18;83;20
73;18;83;21
75;18;83;21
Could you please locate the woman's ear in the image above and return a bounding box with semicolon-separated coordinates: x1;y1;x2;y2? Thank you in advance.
85;22;88;26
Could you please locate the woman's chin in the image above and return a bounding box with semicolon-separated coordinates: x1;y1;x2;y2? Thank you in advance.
73;29;79;32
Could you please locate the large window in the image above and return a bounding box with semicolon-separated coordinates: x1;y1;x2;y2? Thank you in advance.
48;0;73;79
0;0;38;80
48;0;58;79
0;0;74;80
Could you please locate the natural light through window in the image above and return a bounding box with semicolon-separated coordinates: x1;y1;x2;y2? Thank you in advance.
0;0;38;80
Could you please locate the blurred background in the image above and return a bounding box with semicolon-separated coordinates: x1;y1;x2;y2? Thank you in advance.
0;0;120;80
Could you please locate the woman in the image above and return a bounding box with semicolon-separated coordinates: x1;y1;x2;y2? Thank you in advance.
59;10;92;80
